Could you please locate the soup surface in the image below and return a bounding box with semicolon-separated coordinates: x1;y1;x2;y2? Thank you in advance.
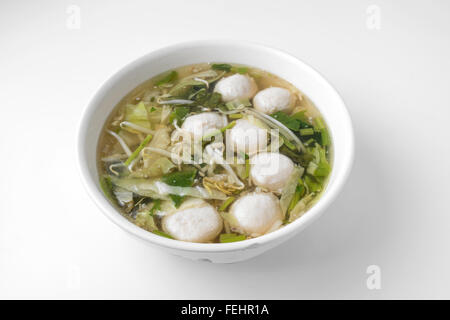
97;63;332;243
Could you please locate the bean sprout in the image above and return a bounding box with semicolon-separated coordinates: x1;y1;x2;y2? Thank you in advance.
106;130;132;156
120;121;155;135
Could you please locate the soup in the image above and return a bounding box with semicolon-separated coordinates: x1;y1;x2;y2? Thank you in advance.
97;63;332;243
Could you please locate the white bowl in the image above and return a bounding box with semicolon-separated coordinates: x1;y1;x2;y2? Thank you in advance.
77;40;354;263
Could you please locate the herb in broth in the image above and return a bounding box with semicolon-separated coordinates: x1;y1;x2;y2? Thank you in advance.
97;63;332;243
212;63;248;74
155;70;178;86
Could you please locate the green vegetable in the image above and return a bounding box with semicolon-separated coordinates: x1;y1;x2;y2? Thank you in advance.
169;79;206;97
269;110;330;148
162;169;198;207
149;199;161;216
288;193;316;222
243;157;250;179
110;176;227;200
125;102;151;128
314;117;326;129
168;106;189;124
155;70;178;86
292;111;314;129
229;114;243;119
320;129;330;146
219;233;246;243
279;167;303;217
304;175;321;193
153;230;174;239
124;134;153;166
225;98;251;111
211;64;248;74
193;91;223;109
313;117;330;146
212;63;232;72
219;197;235;211
305;145;331;178
235;153;250;179
270;111;319;147
280;145;313;167
135;210;158;232
288;181;306;213
161;169;197;187
291;111;308;122
271;111;301;131
246;108;305;152
169;194;184;208
282;137;296;150
99;176;115;201
304;138;316;146
231;67;248;74
307;161;330;177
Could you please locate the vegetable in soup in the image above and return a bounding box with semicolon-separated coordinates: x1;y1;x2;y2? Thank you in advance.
97;63;332;243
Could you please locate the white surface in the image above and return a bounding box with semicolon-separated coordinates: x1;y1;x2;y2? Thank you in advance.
1;0;449;299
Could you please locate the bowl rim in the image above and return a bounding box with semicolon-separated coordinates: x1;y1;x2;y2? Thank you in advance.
77;39;354;253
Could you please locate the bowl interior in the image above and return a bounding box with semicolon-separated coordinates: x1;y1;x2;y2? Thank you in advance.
78;41;353;252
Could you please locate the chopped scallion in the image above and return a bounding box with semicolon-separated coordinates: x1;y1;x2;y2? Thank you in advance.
239;153;250;179
243;158;250;179
299;128;315;136
219;197;235;211
305;138;316;146
283;138;296;150
155;70;178;86
124;134;153;166
320;128;330;146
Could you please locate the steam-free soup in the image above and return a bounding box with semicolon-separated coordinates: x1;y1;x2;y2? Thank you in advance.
97;63;332;243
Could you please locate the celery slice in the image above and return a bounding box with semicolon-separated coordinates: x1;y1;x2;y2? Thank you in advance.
299;128;314;136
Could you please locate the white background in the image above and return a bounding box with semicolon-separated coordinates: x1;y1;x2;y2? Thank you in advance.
1;0;449;299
